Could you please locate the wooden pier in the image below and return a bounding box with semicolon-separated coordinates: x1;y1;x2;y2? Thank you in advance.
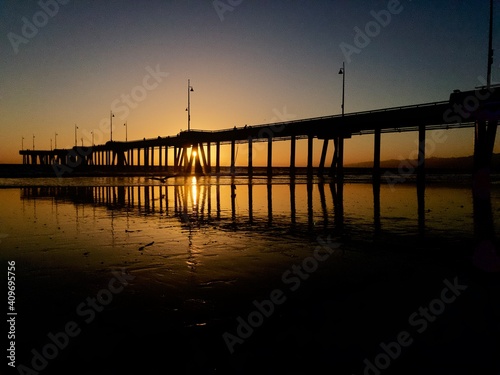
19;88;500;182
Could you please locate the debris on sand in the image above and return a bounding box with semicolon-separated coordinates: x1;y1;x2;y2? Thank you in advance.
139;241;154;251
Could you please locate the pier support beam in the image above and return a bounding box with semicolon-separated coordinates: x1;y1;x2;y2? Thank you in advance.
267;135;272;177
373;128;381;184
230;139;236;176
144;147;149;169
318;139;329;176
164;146;168;172
248;137;253;177
290;135;296;178
307;134;313;177
158;145;162;169
199;142;208;174
417;124;426;188
183;146;188;172
206;142;211;174
216;142;221;175
173;147;178;173
338;136;344;182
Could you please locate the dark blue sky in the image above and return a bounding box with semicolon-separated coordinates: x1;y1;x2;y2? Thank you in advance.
0;0;498;163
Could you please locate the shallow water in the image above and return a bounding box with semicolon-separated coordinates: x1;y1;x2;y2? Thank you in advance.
1;176;499;374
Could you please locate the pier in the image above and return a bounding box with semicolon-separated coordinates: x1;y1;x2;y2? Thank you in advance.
19;88;500;183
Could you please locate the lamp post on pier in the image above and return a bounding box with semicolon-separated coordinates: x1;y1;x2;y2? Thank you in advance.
32;135;35;150
186;79;194;131
337;62;345;183
110;111;115;141
55;133;58;149
124;121;128;142
338;61;345;117
74;124;78;147
22;136;24;150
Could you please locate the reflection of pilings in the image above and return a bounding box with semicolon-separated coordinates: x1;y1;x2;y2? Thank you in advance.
145;186;150;211
248;181;253;224
290;182;296;226
118;186;125;206
318;183;328;229
307;180;313;230
373;179;381;236
290;135;296;177
216;182;221;219
267;180;272;225
206;183;211;218
330;181;344;231
23;181;355;232
417;181;425;236
231;179;236;220
174;185;178;212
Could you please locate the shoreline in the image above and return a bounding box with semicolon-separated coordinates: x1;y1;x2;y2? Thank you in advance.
0;163;490;179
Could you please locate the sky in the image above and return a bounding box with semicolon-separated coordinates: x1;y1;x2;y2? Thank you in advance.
1;0;499;166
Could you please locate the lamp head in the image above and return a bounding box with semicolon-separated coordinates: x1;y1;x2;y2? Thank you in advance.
338;68;344;75
190;87;194;92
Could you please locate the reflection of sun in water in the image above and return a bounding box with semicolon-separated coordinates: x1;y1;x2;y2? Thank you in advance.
191;176;198;210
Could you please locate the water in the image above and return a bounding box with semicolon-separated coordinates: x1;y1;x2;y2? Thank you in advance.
1;176;499;374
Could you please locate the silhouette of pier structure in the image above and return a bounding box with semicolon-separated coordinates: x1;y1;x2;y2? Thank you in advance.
19;88;500;183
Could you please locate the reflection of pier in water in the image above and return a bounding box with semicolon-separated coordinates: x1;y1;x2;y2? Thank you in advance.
20;178;450;238
20;179;350;233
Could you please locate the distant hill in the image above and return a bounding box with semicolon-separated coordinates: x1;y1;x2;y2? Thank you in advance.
346;153;500;171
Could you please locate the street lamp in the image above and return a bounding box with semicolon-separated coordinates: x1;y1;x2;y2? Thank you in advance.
335;62;346;183
186;79;194;131
91;131;94;146
110;111;115;141
55;133;58;149
338;62;345;116
32;135;35;150
74;124;78;147
50;138;52;151
124;121;128;142
22;136;24;150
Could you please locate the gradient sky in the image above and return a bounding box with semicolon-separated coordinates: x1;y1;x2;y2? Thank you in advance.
1;0;499;165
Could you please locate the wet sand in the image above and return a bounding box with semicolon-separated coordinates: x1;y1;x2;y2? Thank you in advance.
1;178;499;374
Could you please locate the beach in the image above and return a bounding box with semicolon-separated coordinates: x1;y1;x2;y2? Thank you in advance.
0;175;499;374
